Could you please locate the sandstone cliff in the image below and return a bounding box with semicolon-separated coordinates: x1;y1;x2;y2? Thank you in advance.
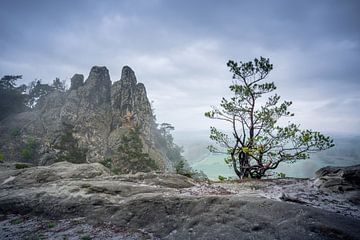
0;66;175;172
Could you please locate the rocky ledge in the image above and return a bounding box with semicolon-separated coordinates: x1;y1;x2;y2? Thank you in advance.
1;162;359;239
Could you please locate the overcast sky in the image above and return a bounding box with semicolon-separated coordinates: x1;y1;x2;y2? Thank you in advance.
1;0;359;134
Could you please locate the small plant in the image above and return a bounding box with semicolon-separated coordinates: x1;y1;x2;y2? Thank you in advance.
10;218;22;224
10;128;21;137
0;152;4;162
55;127;87;164
100;158;113;169
175;160;186;174
15;163;30;169
20;148;32;160
20;137;38;160
47;222;56;228
218;175;227;181
277;172;286;178
81;235;91;240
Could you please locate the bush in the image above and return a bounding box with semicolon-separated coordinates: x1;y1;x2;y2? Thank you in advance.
118;126;159;171
21;138;37;160
100;158;113;169
277;172;286;178
10;128;21;137
15;163;30;169
218;175;227;181
20;148;32;160
55;127;87;164
0;152;4;162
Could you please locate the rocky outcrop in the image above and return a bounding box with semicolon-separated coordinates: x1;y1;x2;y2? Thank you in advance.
69;74;84;91
0;162;359;240
315;164;360;192
0;66;169;172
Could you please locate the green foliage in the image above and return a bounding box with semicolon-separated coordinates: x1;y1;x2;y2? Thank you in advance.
175;160;186;174
52;77;66;91
118;126;158;170
153;122;188;169
15;163;30;169
10;128;21;137
0;75;28;120
0;152;4;162
205;57;334;179
218;175;227;181
20;138;37;160
175;159;208;179
80;236;91;240
100;158;113;169
100;158;125;175
10;218;22;224
47;222;56;228
55;126;87;164
27;80;54;108
277;172;286;178
20;148;32;160
27;78;66;108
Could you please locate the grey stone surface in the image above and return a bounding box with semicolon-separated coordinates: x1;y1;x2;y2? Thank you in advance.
0;163;359;240
69;73;84;91
315;165;360;192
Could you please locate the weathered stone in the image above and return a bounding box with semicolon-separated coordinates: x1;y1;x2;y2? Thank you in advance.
0;163;359;240
69;74;84;91
0;66;168;171
315;165;360;192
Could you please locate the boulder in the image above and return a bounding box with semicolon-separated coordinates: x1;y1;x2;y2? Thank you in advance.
315;165;360;192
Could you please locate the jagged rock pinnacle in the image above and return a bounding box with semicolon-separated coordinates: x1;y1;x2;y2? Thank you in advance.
120;66;137;86
82;66;112;105
70;74;84;91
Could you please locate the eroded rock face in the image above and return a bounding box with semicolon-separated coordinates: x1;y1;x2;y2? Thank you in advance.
69;74;84;91
315;165;360;192
0;163;359;240
0;66;166;171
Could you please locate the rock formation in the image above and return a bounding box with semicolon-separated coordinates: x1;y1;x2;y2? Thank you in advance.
0;66;173;172
0;162;359;239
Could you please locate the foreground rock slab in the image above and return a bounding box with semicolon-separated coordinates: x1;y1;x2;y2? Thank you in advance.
1;162;360;239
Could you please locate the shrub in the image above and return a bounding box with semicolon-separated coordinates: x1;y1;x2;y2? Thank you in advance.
15;163;30;169
0;152;4;162
277;172;286;178
21;138;38;160
118;126;158;171
47;222;56;228
218;175;227;181
20;148;32;160
10;218;22;224
55;127;87;164
10;128;21;137
100;158;113;169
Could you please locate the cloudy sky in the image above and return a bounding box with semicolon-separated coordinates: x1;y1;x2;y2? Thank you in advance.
1;0;359;134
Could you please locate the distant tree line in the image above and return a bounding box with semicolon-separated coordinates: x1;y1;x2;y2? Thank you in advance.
0;75;66;121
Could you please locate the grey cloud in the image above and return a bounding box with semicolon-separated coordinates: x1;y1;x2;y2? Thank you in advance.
0;0;359;133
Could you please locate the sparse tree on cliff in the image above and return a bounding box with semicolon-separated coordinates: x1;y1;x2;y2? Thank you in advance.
0;75;27;120
205;57;334;179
